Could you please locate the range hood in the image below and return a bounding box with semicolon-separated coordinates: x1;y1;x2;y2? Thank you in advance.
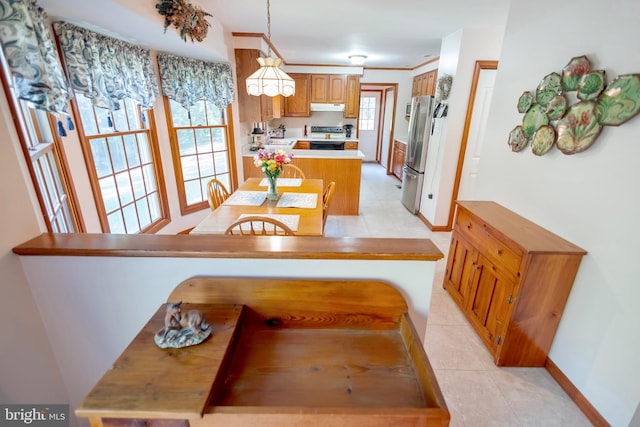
310;103;345;112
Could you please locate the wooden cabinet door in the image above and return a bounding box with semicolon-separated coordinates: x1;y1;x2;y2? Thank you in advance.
235;49;262;123
411;75;420;97
284;74;311;117
344;75;360;118
467;254;515;354
310;75;329;103
235;49;284;122
443;232;477;308
391;141;406;179
424;70;438;96
328;75;346;103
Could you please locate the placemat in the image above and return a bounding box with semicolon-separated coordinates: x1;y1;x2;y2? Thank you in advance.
223;191;266;206
276;192;318;209
259;177;302;187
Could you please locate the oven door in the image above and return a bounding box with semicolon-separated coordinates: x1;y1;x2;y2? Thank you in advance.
310;141;345;150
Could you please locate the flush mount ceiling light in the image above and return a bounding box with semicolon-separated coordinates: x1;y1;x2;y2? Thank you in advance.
246;0;295;97
349;55;367;66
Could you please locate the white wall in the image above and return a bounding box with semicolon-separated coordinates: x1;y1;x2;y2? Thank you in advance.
474;1;640;425
362;69;415;141
0;79;68;407
419;27;505;225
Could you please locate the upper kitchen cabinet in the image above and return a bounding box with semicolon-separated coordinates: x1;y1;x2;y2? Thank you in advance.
411;70;438;97
344;75;360;119
235;49;283;122
311;74;346;103
284;73;311;117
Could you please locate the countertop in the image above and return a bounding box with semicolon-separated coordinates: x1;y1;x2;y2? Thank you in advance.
243;142;365;160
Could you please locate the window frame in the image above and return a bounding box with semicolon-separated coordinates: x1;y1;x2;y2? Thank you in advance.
69;95;171;233
163;96;237;215
358;95;377;131
0;63;84;233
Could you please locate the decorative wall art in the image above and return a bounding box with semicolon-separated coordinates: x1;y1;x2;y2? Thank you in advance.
156;0;212;43
436;74;453;103
509;55;640;155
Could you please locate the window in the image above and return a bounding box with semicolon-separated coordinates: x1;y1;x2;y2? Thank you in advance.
359;96;376;130
0;62;82;233
164;97;235;214
74;94;169;233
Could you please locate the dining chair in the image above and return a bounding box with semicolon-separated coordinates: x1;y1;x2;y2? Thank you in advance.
224;216;295;236
207;178;230;210
322;181;336;228
280;164;306;179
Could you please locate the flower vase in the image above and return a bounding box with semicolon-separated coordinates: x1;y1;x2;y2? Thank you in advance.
266;175;279;201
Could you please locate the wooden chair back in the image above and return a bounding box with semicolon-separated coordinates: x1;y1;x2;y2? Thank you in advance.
281;164;306;179
322;181;336;227
224;215;294;236
207;178;230;210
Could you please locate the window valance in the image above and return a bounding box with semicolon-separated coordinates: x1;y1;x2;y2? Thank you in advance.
157;53;235;111
0;0;71;114
53;21;158;110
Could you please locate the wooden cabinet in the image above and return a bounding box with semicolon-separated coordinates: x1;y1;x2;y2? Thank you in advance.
234;49;283;122
391;140;406;180
344;75;361;118
344;141;358;150
443;201;587;366
284;73;311;117
411;70;438;97
295;140;310;149
311;74;346;103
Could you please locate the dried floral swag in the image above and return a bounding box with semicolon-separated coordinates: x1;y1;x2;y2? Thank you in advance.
156;0;212;43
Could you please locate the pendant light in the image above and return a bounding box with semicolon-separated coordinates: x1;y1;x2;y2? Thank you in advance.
245;0;295;97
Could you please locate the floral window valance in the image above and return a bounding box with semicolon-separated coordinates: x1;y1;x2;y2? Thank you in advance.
53;21;158;111
157;53;235;111
0;0;71;114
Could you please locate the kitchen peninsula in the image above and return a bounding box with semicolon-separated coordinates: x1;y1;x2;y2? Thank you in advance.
242;140;364;215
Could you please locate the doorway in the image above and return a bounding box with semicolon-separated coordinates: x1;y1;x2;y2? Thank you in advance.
448;60;498;228
357;84;397;170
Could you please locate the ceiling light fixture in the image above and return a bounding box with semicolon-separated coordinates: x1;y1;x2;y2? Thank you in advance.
349;55;367;66
246;0;295;97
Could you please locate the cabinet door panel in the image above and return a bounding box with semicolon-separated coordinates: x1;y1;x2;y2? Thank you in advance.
444;233;476;308
344;75;360;118
468;255;514;352
284;74;311;117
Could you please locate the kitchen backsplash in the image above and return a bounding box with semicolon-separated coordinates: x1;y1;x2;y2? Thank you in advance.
270;112;357;138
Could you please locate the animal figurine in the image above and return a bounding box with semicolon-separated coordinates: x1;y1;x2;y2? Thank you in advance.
155;301;211;348
164;301;210;335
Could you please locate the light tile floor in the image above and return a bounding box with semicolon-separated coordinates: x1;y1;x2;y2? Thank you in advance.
324;162;592;427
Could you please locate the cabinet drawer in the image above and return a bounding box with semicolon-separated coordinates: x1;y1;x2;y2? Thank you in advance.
455;208;522;278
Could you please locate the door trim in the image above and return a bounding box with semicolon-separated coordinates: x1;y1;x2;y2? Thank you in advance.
359;83;398;171
447;60;498;230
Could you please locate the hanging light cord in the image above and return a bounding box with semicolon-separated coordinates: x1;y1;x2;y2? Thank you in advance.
266;0;272;57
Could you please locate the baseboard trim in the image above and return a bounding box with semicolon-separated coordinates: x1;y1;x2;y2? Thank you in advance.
545;358;610;426
417;212;450;232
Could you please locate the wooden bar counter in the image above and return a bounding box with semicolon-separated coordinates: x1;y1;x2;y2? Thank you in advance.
242;148;363;215
76;277;450;427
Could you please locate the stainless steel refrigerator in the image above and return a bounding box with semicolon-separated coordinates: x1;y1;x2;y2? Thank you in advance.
401;96;435;214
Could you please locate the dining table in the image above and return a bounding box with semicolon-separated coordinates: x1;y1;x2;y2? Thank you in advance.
190;177;324;236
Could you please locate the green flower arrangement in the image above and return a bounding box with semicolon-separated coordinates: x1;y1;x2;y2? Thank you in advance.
156;0;212;43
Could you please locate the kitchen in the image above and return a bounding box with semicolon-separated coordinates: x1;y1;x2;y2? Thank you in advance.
236;49;370;215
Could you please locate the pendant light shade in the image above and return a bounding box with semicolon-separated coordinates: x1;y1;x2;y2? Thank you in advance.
246;57;295;97
245;0;295;97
